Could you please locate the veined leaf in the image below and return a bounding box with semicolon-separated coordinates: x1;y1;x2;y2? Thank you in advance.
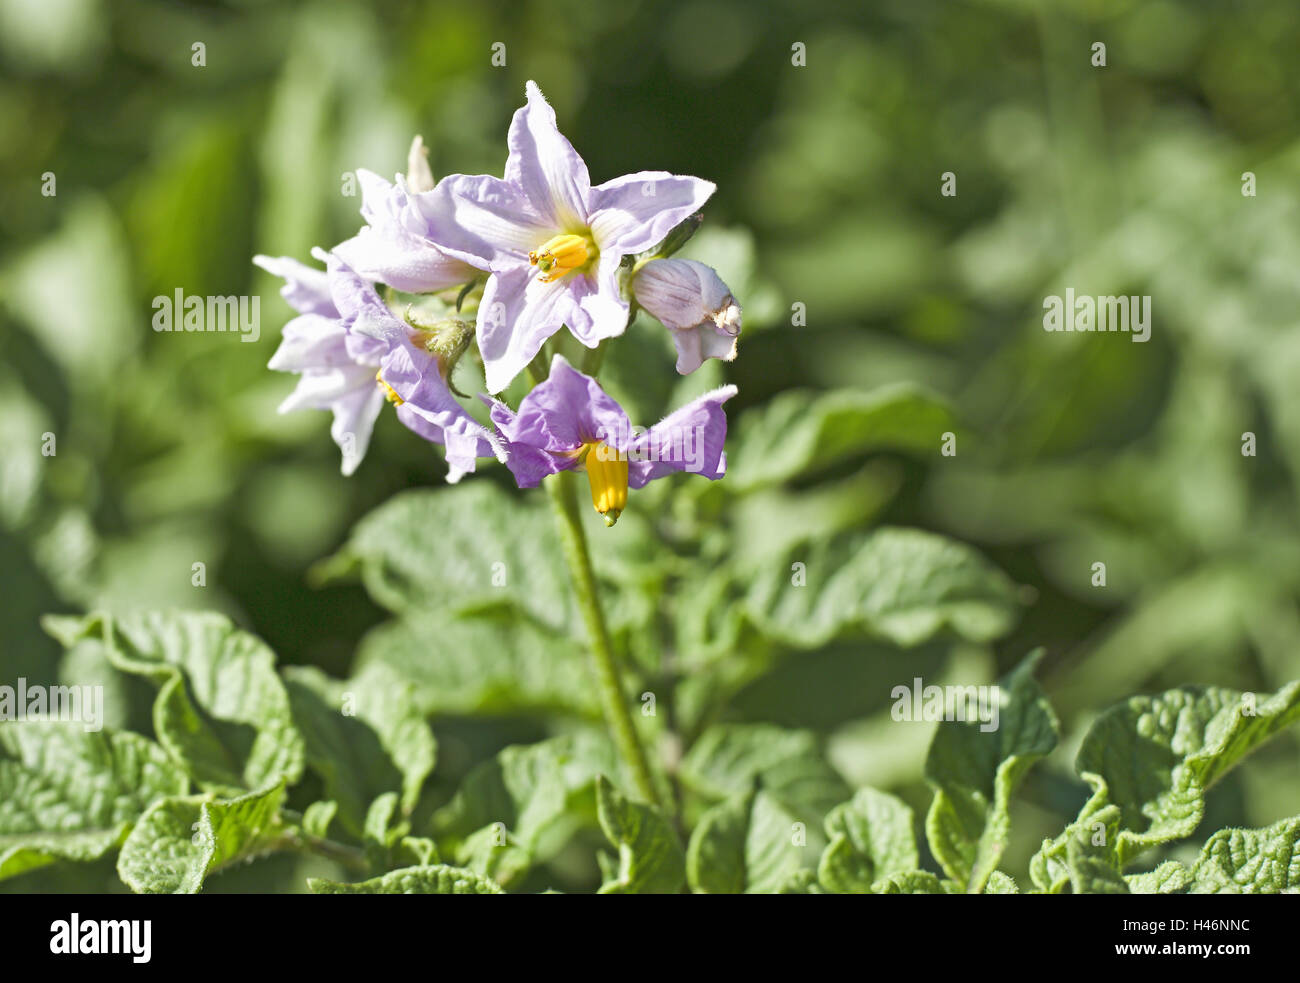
43;611;304;794
1065;806;1128;895
434;732;619;887
1079;681;1300;865
871;871;956;894
686;788;813;894
1030;679;1300;891
817;787;919;894
730;384;956;492
313;484;575;632
680;724;850;830
0;723;189;881
924;651;1058;893
1126;861;1191;894
1188;818;1300;893
284;664;436;837
308;864;504;894
595;777;685;894
353;612;598;719
745;527;1022;649
117;782;287;894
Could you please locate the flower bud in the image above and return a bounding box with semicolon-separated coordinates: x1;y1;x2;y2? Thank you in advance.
632;258;741;374
406;135;435;193
403;309;475;395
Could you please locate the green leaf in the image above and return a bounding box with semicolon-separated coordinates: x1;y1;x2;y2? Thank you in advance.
44;611;305;794
594;777;685;894
1085;681;1300;866
745;527;1022;649
1187;818;1300;893
0;723;189;881
434;732;619;887
685;789;752;894
300;800;337;839
1030;679;1300;892
686;788;818;894
116;782;287;894
354;612;598;719
924;650;1058;893
0;371;52;532
398;836;440;866
730;384;956;492
283;664;436;837
775;868;827;893
314;484;575;633
364;792;402;849
308;864;504;894
680;724;850;830
1066;807;1129;895
1126;861;1191;894
984;870;1019;893
817;787;919;894
1083;681;1300;863
871;871;955;894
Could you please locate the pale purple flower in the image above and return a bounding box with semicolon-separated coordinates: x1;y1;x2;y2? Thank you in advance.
257;249;499;481
633;258;741;374
332;169;480;295
485;354;735;525
420;81;716;394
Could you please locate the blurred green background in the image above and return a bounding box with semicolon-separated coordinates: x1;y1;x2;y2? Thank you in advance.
3;0;1300;891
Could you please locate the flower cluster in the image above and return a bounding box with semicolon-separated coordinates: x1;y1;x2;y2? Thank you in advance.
257;82;741;526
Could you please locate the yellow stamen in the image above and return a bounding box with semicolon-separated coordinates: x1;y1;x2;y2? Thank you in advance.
528;233;590;284
376;371;404;405
582;441;628;527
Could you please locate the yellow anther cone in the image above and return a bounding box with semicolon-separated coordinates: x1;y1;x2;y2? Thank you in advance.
583;441;628;526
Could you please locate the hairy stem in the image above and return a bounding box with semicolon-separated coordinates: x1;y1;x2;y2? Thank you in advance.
546;470;661;809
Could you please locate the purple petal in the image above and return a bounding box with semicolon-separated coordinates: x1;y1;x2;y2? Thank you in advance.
395;400;500;484
322;252;413;348
267;314;354;372
330;383;387;476
668;323;739;375
484;397;571;489
588;172;716;256
627;385;737;488
254;254;336;317
332;170;480;293
413;173;550;269
505;81;591;230
476;265;575;394
569;251;632;347
276;364;376;414
485;356;633;488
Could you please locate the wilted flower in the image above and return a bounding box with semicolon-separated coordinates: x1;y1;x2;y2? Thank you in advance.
257;249;499;481
632;258;741;374
422;81;716;394
485;355;735;525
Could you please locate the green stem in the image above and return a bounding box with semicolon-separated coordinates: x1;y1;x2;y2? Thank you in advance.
277;810;372;874
546;470;661;808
